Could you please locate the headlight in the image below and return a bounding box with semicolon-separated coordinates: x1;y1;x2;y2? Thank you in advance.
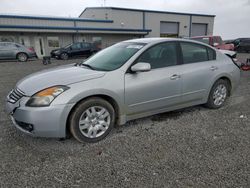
26;86;69;107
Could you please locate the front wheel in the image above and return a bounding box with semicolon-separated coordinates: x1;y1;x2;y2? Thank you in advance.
60;53;69;60
205;79;230;109
69;97;115;143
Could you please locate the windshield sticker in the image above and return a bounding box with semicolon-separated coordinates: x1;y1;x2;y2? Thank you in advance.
126;45;144;49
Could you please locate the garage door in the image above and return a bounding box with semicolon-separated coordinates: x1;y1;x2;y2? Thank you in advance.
160;22;179;38
191;23;207;37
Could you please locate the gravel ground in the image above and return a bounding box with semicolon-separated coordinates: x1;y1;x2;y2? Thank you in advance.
0;54;250;187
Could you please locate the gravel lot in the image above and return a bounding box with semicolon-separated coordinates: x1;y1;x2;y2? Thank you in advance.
0;54;250;187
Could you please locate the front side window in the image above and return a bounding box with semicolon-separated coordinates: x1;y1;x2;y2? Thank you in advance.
136;42;178;69
47;37;59;48
181;42;209;64
81;42;145;71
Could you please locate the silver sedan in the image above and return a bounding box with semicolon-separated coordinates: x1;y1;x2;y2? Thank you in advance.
5;38;240;143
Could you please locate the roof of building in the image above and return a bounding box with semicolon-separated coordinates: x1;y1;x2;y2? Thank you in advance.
0;14;113;23
79;7;216;18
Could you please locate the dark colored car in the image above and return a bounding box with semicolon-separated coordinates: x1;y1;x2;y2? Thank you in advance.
0;42;37;62
50;42;100;60
191;36;234;51
230;38;250;53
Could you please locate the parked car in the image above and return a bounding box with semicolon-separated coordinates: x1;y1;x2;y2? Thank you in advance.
191;36;235;51
0;42;37;62
50;42;100;60
230;38;250;53
6;38;240;143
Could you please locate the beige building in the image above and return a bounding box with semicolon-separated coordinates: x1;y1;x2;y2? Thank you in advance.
0;7;215;57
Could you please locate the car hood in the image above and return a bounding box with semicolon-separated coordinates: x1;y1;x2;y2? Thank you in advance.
16;64;106;96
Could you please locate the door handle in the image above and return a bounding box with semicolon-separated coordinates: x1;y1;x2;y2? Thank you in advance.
170;74;181;80
210;66;218;71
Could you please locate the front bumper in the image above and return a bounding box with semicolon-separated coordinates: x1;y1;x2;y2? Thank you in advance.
50;52;60;59
5;98;75;138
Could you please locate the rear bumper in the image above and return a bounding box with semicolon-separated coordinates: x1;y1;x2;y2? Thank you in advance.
28;52;38;59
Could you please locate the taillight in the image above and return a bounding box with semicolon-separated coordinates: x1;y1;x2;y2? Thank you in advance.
231;57;241;69
28;47;35;52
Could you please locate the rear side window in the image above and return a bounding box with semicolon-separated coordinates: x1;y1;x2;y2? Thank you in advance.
180;42;216;64
82;43;91;48
207;47;216;60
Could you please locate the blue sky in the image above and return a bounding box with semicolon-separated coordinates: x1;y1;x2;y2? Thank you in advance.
0;0;249;39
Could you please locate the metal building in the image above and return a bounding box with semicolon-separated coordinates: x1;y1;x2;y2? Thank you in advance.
0;7;215;57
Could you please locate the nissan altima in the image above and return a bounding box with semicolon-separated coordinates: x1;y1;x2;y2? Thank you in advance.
5;38;240;143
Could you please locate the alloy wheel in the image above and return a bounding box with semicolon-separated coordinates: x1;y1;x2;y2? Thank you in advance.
78;106;111;138
213;84;227;106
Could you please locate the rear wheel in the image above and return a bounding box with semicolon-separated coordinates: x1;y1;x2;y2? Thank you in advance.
17;53;28;62
69;97;115;143
206;79;230;109
60;53;69;60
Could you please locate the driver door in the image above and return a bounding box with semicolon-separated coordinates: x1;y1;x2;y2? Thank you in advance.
124;42;182;115
69;43;82;56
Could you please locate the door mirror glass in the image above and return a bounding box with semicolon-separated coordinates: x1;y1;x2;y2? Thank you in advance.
131;62;151;72
213;42;219;47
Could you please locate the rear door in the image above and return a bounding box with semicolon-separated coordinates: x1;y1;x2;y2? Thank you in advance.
80;43;92;57
179;42;217;103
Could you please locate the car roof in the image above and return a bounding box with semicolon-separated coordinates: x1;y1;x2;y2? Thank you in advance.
191;35;219;39
122;37;212;46
123;37;197;44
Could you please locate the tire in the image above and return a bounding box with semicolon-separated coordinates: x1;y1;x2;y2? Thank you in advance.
205;79;230;109
69;97;115;143
60;53;69;60
17;53;28;62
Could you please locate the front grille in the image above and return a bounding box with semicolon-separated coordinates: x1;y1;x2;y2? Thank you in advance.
8;88;25;104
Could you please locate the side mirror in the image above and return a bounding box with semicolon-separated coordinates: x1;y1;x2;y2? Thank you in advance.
131;62;151;72
213;42;219;47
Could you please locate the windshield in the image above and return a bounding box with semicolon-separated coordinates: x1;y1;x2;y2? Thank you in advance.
80;42;146;71
192;37;210;45
63;44;72;49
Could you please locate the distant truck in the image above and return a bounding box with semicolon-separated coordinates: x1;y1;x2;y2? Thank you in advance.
191;36;235;51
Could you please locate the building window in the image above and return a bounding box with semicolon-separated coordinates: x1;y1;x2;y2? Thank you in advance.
92;37;102;49
0;36;15;42
47;37;59;48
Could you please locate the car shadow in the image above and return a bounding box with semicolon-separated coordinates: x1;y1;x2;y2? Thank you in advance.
116;105;206;132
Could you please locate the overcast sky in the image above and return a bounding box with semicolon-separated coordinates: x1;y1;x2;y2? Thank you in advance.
0;0;249;39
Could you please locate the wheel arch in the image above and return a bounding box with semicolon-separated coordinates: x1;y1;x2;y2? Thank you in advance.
206;75;233;102
217;76;232;96
65;94;121;137
16;52;28;59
